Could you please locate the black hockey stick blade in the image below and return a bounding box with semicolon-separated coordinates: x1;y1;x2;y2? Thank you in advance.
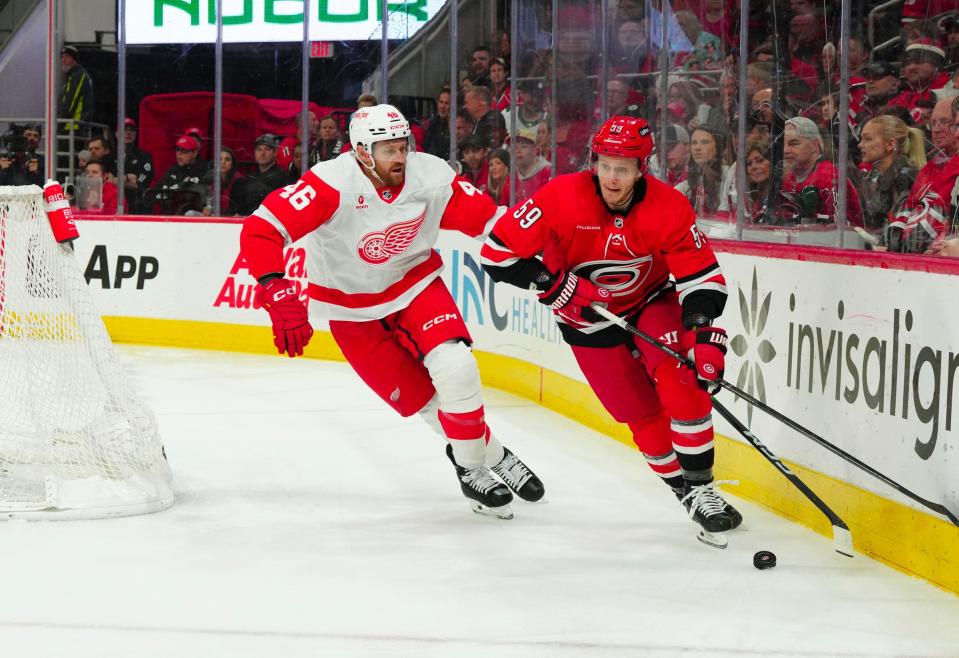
590;304;959;528
712;397;853;557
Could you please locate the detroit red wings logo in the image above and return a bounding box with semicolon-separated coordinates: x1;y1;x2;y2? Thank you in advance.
357;210;426;264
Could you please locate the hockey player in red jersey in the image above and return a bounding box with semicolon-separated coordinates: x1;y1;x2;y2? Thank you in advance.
240;104;544;519
481;115;742;538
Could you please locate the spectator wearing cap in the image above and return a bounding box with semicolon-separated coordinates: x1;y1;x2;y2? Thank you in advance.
857;115;925;237
151;136;206;215
458;135;489;192
887;97;959;253
184;126;208;162
849;61;901;139
502;80;549;144
777;117;864;225
120;118;154;214
676;124;730;217
649;124;691;186
422;87;452;158
512;134;551;200
237;133;289;216
465;85;508;150
489;58;512;113
888;38;951;119
486;148;510;205
58;45;94;134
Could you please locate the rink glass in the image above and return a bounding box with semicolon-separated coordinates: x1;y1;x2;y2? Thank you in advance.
22;0;951;249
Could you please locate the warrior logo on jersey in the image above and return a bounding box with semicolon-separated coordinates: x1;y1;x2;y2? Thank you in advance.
573;255;653;297
357;210;426;264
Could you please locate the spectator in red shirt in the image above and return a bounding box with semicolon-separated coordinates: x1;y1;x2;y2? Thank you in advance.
778;117;864;226
78;160;118;214
511;134;551;201
489;58;511;113
888;97;959;252
888;38;951;121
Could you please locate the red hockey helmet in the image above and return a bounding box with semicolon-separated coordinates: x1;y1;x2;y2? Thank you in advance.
591;115;653;171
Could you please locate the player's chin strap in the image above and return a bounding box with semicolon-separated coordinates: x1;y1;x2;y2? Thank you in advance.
356;147;386;185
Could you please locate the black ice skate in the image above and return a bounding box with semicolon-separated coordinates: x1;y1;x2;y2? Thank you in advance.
681;481;735;547
723;498;743;530
446;445;513;519
491;447;545;502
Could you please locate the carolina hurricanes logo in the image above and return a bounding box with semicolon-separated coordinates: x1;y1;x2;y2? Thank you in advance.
357;210;426;264
574;256;653;297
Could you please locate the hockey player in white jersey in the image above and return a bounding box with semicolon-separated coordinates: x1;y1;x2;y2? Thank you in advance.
240;104;544;518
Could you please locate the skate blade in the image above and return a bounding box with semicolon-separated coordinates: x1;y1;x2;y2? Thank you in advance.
469;501;513;520
697;529;728;549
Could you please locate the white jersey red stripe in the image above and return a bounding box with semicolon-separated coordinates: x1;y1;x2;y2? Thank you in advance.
240;151;503;321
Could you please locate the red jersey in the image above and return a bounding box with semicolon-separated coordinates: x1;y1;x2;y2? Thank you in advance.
890;154;959;248
781;159;864;227
480;172;726;346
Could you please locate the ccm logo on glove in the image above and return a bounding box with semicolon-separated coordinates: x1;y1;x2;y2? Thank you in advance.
255;278;314;358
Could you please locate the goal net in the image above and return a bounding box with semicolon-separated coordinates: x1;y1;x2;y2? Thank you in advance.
0;185;173;519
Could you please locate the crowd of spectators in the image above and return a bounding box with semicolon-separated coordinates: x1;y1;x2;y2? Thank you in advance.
40;0;959;257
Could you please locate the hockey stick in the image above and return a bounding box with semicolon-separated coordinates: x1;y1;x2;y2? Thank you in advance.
591;304;959;527
591;304;854;556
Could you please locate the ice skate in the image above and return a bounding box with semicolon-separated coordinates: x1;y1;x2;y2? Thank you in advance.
681;481;735;533
446;445;513;519
491;447;545;502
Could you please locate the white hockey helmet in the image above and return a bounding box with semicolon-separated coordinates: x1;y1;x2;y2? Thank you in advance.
349;104;414;156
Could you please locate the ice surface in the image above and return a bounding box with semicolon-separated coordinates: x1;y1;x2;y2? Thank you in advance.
2;346;957;657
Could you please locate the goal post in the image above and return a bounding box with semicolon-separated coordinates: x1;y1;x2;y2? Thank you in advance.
0;184;173;519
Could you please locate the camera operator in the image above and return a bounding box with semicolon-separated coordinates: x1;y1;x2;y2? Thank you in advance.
0;147;28;185
21;124;44;185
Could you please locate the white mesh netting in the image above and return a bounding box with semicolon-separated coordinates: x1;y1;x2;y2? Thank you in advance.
0;185;173;519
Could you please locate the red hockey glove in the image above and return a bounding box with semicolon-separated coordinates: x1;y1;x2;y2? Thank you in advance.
255;278;313;358
686;327;727;394
538;271;610;327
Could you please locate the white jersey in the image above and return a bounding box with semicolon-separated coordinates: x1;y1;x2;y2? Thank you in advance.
246;151;503;321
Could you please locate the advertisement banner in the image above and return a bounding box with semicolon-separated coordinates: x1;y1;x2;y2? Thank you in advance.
125;0;446;44
714;252;959;516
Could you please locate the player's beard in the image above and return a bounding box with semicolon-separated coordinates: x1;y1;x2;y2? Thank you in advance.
375;161;406;187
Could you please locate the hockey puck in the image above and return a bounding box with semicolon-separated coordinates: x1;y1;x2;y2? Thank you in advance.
753;550;776;570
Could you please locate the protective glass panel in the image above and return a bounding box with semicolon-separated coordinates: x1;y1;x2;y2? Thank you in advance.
121;39;213;216
507;0;552;206
855;1;959;253
214;41;302;217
